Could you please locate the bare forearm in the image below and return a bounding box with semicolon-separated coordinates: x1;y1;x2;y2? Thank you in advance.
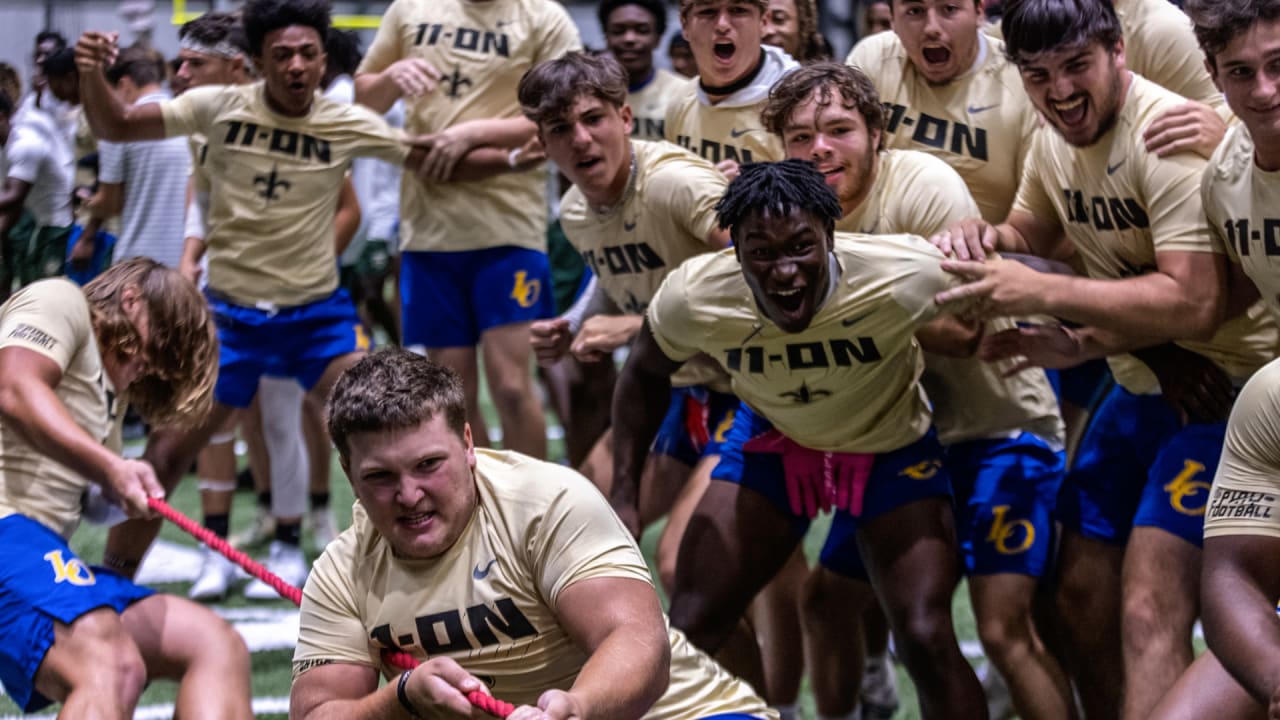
1038;272;1220;341
79;68;132;141
0;382;121;486
353;72;401;114
610;368;671;510
451;116;537;148
448;146;539;183
1203;562;1280;704
570;627;670;720
295;685;410;720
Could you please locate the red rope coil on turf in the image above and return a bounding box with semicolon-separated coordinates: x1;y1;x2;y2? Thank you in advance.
148;497;515;718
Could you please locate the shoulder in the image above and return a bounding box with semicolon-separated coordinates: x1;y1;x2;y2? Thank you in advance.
1203;123;1255;194
1125;74;1193;129
474;450;606;519
847;30;905;69
637;140;721;184
883;149;967;189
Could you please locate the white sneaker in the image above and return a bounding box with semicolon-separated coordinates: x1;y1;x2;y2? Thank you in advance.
189;546;237;601
860;653;899;720
230;507;276;550
308;507;339;552
244;541;309;600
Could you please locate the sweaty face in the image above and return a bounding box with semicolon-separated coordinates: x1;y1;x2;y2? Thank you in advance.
539;95;634;206
683;0;766;88
782;89;880;216
1017;40;1126;148
256;24;326;116
736;208;833;332
1211;18;1280;160
762;0;802;58
893;0;982;85
606;5;662;78
345;415;478;560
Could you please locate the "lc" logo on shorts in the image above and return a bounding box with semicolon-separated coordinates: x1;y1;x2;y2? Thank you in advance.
986;505;1035;555
44;550;97;586
1165;459;1211;516
510;271;541;309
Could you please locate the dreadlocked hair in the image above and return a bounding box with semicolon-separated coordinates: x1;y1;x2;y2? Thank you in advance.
715;159;842;240
83;258;218;428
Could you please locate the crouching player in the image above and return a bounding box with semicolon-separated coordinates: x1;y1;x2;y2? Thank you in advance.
0;258;250;719
290;349;777;720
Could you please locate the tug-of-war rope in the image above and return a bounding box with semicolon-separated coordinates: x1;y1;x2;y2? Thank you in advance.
148;497;518;718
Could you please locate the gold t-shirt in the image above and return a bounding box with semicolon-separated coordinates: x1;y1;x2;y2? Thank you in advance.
161;82;409;307
1013;75;1277;394
294;450;776;720
1113;0;1226;111
1204;358;1280;540
839;149;1064;445
0;280;118;539
847;31;1038;223
360;0;582;253
629;69;688;142
647;235;971;453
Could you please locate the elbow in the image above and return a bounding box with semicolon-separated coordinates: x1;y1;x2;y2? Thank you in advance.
1181;301;1224;342
0;381;24;425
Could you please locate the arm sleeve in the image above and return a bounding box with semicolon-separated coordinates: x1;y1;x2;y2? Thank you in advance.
293;545;378;675
357;0;405;75
882;235;975;324
1144;151;1215;255
1202;161;1235;260
0;281;91;371
532;2;585;63
343;105;411;165
663;157;727;246
644;264;705;363
97;140;125;185
529;471;654;606
6;132;42;185
1010;133;1057;221
1204;362;1280;540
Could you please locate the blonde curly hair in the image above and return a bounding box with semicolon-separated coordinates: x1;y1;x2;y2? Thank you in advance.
84;258;218;428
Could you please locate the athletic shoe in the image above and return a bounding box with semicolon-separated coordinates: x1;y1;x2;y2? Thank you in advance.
230;506;276;550
860;653;899;720
189;546;237;601
245;541;309;600
308;507;339;552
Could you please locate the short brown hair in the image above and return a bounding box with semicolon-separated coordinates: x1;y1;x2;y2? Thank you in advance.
84;258;217;427
327;349;468;461
761;62;884;140
680;0;767;19
518;52;628;128
1185;0;1280;70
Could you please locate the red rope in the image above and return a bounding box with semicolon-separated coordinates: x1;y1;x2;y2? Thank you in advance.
147;498;515;718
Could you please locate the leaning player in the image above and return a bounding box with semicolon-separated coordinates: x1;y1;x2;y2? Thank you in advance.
931;0;1278;714
291;349;777;720
72;0;433;578
765;62;1074;720
614;160;989;719
519;52;731;607
0;259;250;719
354;0;582;462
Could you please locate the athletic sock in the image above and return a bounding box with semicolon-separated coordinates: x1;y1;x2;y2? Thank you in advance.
276;521;302;546
204;513;230;538
257;490;272;509
309;491;330;510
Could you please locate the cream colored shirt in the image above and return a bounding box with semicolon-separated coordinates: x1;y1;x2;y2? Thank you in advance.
360;0;582;253
1013;75;1277;394
0;280;118;539
560;140;728;389
647;235;971;453
1204;124;1280;324
839;149;1064;446
1204;358;1280;540
1113;0;1226;111
295;450;776;720
161;82;408;307
847;32;1037;223
629;69;688;142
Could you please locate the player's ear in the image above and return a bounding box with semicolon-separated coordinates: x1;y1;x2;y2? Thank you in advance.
620;103;634;135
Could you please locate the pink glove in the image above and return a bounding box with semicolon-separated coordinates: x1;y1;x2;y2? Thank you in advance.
743;431;876;517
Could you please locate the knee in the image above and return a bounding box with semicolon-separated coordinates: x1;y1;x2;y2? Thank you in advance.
798;570;845;630
1122;587;1179;649
486;374;534;411
72;616;148;706
976;605;1032;667
889;601;955;660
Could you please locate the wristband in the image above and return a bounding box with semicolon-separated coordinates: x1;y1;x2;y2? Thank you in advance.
397;670;422;718
507;147;522;169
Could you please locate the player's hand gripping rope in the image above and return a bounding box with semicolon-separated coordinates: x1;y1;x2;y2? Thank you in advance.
147;497;517;718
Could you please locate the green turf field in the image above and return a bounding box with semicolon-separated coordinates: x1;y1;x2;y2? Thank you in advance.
0;402;987;719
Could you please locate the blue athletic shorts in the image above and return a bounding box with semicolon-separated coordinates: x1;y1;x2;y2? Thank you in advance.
209;287;369;408
0;515;154;712
401;247;555;348
949;433;1065;577
652;386;738;466
711;401;951;579
1059;385;1222;547
1047;358;1114;409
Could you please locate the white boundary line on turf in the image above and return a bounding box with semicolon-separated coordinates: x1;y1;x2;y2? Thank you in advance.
1;696;291;719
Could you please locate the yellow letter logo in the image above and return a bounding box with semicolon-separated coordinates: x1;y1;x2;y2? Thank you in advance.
986;505;1035;555
899;459;942;480
1164;460;1211;516
511;271;541;309
44;550;96;586
354;323;371;351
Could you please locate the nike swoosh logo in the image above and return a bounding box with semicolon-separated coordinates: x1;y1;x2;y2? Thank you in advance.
729;128;752;138
842;312;871;327
1106;159;1126;175
472;559;498;580
967;103;999;114
623;221;637;231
